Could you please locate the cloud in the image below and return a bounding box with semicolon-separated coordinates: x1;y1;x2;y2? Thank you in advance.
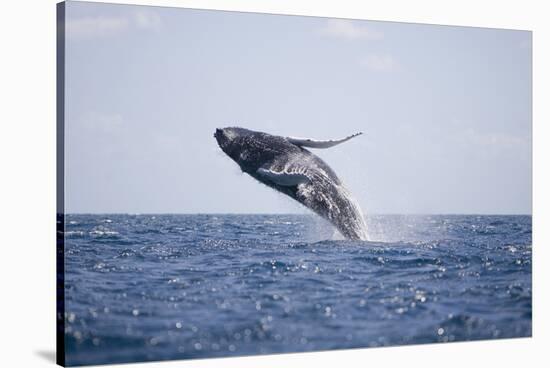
463;128;530;150
66;15;129;38
66;10;161;39
321;19;382;40
359;54;398;72
134;10;161;30
432;119;531;161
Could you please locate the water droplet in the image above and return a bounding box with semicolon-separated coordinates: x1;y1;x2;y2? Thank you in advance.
132;309;139;316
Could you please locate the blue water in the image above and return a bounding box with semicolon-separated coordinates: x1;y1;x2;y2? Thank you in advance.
63;214;531;366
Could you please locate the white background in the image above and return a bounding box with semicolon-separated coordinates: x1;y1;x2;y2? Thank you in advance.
0;0;547;367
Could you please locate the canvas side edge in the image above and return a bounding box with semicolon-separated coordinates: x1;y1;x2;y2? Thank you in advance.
56;2;66;367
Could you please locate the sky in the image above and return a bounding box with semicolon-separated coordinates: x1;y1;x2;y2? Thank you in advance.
64;1;532;215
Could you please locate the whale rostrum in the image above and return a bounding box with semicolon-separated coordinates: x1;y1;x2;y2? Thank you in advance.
214;127;368;240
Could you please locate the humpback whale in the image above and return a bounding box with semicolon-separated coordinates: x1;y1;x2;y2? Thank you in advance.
214;127;368;240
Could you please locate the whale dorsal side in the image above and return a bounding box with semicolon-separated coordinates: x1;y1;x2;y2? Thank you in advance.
256;167;309;186
286;132;363;149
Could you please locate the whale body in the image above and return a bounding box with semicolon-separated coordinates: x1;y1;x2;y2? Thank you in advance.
214;127;368;240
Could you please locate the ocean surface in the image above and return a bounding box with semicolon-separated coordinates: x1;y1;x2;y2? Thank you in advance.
63;214;532;366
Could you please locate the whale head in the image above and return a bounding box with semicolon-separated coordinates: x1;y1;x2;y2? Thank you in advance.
215;127;288;174
214;127;246;158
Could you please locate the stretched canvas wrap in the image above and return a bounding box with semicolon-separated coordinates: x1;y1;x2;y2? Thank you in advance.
56;1;532;366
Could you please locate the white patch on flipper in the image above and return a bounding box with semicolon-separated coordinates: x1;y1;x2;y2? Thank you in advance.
287;132;363;149
256;167;310;186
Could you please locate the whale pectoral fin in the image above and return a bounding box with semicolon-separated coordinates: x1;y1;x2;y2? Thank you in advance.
287;132;363;149
256;168;309;186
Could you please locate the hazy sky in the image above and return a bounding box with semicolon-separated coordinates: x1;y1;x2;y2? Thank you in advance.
64;1;532;214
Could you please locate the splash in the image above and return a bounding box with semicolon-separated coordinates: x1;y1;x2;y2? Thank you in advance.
284;155;369;241
336;184;369;241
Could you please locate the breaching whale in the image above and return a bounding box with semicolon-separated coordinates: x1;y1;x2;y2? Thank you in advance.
214;127;368;240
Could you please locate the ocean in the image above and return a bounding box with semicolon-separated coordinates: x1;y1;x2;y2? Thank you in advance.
62;214;532;366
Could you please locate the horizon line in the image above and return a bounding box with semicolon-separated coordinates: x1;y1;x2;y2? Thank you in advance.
61;212;533;216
